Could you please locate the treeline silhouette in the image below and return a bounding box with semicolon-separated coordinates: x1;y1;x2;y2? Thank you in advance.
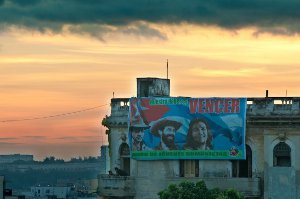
2;169;99;189
43;156;100;163
11;156;101;164
0;156;102;190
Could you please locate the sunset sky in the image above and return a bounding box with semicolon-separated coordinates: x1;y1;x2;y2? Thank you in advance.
1;0;300;160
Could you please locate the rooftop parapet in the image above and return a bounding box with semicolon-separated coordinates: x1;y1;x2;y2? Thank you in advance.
102;98;129;128
109;97;300;116
98;174;135;197
247;97;300;116
110;98;130;115
103;97;300;128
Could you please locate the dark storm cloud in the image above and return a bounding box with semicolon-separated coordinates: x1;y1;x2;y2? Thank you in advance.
1;0;300;36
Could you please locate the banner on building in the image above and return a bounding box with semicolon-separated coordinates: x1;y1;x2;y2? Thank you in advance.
129;97;246;160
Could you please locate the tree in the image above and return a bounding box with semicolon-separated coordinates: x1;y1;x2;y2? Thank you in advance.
43;156;56;163
216;188;245;199
158;180;244;199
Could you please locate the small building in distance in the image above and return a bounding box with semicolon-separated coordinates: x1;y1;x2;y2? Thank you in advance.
30;185;72;199
98;77;300;199
0;154;33;164
0;176;4;199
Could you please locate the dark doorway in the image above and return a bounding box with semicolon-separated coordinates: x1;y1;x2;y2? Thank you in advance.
179;160;199;177
119;143;130;175
232;145;252;177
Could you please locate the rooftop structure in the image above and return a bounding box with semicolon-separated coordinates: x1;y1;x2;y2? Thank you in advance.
99;77;300;199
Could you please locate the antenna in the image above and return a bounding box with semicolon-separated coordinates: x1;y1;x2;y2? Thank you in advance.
113;92;115;98
286;89;287;97
167;59;169;79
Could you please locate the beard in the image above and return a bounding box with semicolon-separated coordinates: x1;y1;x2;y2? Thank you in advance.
192;138;206;148
162;134;176;149
133;135;142;142
193;139;201;146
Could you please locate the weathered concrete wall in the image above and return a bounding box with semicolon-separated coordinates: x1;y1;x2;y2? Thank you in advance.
131;160;178;178
131;159;233;199
200;160;232;177
289;133;300;171
266;167;296;199
132;160;178;199
263;128;300;199
246;128;265;177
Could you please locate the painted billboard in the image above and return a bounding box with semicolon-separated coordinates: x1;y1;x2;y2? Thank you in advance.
129;97;246;160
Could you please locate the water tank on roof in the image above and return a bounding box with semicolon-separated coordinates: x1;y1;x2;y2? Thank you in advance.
137;78;170;97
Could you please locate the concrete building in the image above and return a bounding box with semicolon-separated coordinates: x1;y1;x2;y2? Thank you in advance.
99;145;110;174
98;77;300;199
31;186;71;199
0;176;4;199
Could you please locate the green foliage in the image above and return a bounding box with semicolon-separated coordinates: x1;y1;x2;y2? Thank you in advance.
158;180;244;199
207;188;222;199
220;188;245;199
